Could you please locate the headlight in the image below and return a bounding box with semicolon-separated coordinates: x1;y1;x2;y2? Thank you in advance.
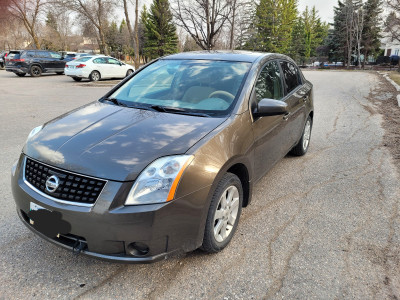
125;155;194;205
27;125;43;141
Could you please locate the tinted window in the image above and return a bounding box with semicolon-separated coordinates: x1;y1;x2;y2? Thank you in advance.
108;58;120;65
93;58;107;64
280;61;302;94
37;51;50;58
255;61;283;102
66;54;76;58
26;51;36;57
7;51;21;59
75;57;92;62
50;52;62;59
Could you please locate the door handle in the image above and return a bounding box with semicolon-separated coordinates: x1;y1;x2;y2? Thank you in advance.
283;113;290;121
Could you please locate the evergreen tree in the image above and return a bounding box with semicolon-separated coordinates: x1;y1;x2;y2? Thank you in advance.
253;0;298;54
362;0;382;63
142;0;178;59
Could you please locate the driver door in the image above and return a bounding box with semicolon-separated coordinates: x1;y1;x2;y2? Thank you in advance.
251;60;288;180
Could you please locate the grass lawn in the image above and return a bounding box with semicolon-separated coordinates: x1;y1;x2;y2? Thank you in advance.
388;71;400;86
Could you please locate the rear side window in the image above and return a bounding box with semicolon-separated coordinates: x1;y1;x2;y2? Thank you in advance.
37;51;50;58
75;57;92;62
93;58;107;64
280;61;302;94
26;51;36;57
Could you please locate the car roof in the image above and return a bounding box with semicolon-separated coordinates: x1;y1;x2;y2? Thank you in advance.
162;50;285;63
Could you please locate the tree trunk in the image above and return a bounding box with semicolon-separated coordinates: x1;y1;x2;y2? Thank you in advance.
123;0;134;49
133;0;140;69
229;0;236;50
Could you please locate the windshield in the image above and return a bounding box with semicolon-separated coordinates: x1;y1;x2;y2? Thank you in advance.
110;59;251;117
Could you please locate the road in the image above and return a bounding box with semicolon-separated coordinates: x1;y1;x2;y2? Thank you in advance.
0;70;399;299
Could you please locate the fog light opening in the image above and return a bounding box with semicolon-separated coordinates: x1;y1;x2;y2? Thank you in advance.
127;242;149;256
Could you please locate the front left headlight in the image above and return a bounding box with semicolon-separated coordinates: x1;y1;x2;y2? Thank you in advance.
125;155;194;205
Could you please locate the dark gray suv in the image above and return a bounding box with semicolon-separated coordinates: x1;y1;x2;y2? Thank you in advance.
11;51;314;263
6;50;66;77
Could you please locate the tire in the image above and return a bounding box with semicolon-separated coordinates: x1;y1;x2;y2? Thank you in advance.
72;77;82;82
89;70;100;81
30;65;42;77
126;69;133;77
56;72;64;75
201;172;243;253
16;73;26;77
290;115;313;156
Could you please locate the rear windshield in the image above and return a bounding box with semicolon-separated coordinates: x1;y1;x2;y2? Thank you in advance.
75;57;92;62
110;59;251;117
7;52;21;59
66;54;76;58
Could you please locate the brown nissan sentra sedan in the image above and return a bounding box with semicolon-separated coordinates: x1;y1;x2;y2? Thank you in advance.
11;51;313;262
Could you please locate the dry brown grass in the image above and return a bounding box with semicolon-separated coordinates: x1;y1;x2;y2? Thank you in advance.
388;71;400;86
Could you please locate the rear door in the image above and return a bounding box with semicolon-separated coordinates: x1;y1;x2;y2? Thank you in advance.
36;51;51;70
92;57;110;78
279;60;308;150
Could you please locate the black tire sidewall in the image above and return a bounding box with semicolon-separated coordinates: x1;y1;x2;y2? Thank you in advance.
202;173;243;253
30;65;42;77
90;71;100;81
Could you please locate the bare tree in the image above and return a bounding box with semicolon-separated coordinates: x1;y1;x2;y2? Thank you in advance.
63;0;115;55
353;4;364;69
173;0;232;50
8;0;46;49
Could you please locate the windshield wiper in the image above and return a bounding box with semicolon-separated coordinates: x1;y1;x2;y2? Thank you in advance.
101;97;128;107
150;105;211;118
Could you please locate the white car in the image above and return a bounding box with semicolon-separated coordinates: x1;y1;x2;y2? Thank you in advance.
65;56;135;82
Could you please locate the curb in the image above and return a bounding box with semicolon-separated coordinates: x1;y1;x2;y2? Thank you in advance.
377;71;400;107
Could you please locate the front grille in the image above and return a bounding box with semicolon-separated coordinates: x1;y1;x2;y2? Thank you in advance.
24;157;106;205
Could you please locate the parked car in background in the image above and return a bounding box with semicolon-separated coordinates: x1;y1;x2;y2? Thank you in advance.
65;55;134;81
62;52;78;62
6;50;66;77
12;51;314;262
0;51;8;69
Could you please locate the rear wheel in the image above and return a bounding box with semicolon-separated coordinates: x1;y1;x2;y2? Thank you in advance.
290;115;312;156
126;69;133;77
89;71;100;81
16;73;26;77
72;77;82;82
201;172;243;253
30;65;42;77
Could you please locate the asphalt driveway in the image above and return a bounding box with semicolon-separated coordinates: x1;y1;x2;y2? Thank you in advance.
0;70;399;299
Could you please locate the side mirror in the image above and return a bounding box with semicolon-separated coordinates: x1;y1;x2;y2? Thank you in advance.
253;98;288;118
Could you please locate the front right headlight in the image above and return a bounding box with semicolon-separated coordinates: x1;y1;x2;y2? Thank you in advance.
125;155;194;205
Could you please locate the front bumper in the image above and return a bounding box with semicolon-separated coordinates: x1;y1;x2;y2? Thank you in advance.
12;155;210;263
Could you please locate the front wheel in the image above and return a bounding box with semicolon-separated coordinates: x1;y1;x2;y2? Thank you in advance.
89;71;100;81
290;115;313;156
56;72;64;75
201;172;243;253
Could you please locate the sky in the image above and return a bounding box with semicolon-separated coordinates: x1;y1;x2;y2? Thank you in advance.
298;0;337;23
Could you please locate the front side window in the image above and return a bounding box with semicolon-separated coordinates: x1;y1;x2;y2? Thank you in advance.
108;58;120;65
280;61;301;94
50;52;62;59
110;59;251;117
254;61;283;103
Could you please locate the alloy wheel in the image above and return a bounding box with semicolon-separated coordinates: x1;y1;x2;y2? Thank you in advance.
213;185;240;243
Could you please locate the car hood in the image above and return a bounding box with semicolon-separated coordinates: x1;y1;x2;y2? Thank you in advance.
24;102;225;181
